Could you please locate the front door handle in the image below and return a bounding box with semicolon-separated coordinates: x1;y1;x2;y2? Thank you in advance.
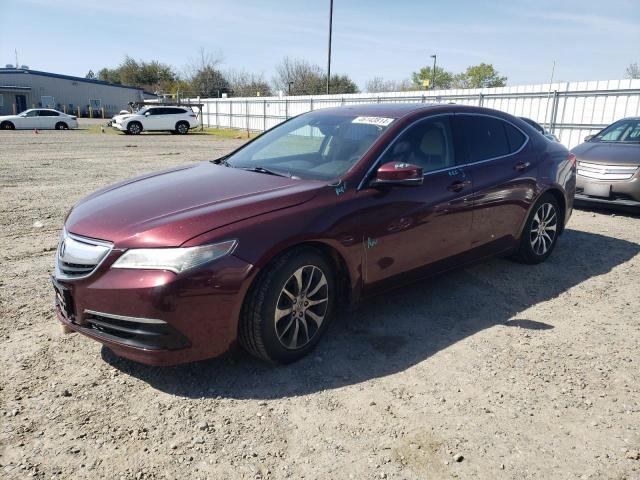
514;161;531;172
447;180;471;193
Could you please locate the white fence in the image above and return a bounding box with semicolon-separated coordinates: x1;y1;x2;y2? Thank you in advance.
192;79;640;149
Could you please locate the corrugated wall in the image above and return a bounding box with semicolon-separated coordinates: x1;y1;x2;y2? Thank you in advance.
192;79;640;149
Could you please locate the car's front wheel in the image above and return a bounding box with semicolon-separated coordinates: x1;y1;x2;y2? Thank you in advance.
55;122;68;130
1;121;15;130
127;122;142;135
239;248;335;363
513;193;561;264
175;121;189;135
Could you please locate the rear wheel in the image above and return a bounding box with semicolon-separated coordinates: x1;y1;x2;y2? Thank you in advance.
239;248;335;363
1;121;15;130
175;121;189;135
55;122;68;130
127;122;142;135
512;193;561;264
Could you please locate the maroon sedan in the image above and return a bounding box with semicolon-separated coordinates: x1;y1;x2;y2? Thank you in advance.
52;104;575;365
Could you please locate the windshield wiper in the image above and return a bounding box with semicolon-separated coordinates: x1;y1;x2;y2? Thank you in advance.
240;166;291;178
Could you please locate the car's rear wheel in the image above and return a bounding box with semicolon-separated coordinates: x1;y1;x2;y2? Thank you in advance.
513;193;561;264
55;122;68;130
175;121;189;135
1;121;15;130
239;248;335;363
127;122;142;135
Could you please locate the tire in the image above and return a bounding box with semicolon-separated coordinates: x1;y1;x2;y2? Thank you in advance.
175;121;189;135
127;122;142;135
239;248;335;364
55;122;68;130
512;193;561;264
1;121;15;130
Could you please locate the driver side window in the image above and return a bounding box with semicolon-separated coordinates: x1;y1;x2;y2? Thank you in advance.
380;116;455;173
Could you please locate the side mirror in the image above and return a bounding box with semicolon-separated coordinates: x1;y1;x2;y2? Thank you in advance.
372;161;423;187
584;134;594;142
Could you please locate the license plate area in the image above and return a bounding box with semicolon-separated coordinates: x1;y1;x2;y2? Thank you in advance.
583;182;611;198
52;276;75;320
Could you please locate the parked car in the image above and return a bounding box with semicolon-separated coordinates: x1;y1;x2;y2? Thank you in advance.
111;106;199;135
572;117;640;211
0;108;78;130
52;104;575;366
519;117;560;142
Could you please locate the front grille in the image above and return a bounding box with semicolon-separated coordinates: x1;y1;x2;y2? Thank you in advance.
577;161;638;181
55;229;113;280
83;310;190;350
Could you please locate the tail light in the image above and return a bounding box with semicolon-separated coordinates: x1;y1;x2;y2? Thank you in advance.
70;116;77;120
189;114;197;118
568;153;577;167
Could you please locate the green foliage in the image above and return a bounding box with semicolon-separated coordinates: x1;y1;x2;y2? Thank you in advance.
96;56;177;92
453;63;507;88
411;66;454;89
190;66;229;97
411;63;507;90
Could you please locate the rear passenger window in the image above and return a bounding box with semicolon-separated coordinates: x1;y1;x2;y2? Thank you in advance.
504;123;526;152
458;115;510;162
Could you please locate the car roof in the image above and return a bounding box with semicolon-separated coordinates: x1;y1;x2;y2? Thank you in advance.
304;103;519;121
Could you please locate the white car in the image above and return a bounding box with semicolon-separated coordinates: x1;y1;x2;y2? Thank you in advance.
0;109;79;130
111;106;199;135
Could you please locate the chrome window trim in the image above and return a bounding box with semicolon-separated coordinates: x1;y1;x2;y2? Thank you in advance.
84;309;167;325
357;112;530;190
54;228;116;281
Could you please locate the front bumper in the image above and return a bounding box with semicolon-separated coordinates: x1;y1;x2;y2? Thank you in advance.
111;122;126;131
53;253;255;365
575;174;640;209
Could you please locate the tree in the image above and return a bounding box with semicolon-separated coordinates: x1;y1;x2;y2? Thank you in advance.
185;48;228;97
85;70;96;79
227;70;272;97
411;66;454;90
273;57;358;95
453;63;507;88
625;63;640;79
95;56;178;91
365;76;413;93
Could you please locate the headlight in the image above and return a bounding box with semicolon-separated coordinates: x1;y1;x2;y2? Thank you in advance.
112;240;237;274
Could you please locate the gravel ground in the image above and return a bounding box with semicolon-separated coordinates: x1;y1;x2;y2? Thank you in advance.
1;129;639;480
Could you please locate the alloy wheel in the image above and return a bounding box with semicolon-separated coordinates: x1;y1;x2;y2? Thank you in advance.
529;202;557;256
274;265;329;350
177;123;188;134
129;123;141;134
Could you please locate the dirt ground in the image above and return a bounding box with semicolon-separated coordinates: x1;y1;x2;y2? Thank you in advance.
1;129;639;480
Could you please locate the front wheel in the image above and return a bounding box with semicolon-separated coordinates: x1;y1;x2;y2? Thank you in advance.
127;122;142;135
239;248;335;363
1;121;15;130
512;193;561;264
55;122;68;130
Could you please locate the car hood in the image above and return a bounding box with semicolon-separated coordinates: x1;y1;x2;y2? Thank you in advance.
571;142;640;166
66;162;323;248
0;115;17;121
113;114;135;122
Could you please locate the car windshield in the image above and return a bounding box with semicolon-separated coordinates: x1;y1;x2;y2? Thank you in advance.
593;119;640;143
223;112;394;180
135;107;149;115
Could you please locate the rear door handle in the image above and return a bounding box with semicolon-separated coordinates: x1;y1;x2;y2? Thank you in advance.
447;180;471;192
514;161;531;172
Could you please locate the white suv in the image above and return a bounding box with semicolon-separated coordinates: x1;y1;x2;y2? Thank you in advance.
112;106;199;135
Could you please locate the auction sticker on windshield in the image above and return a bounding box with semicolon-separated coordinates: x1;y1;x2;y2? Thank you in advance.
352;116;395;127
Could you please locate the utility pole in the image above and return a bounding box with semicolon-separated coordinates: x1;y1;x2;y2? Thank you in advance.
15;48;19;68
288;81;294;96
326;0;334;95
430;54;437;90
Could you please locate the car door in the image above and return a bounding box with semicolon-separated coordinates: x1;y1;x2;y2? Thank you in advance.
143;107;164;130
16;109;39;129
38;110;58;129
360;114;474;289
454;114;538;253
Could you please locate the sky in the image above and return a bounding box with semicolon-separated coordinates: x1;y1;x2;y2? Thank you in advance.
0;0;638;90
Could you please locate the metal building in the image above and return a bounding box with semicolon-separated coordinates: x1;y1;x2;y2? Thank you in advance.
0;67;155;117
